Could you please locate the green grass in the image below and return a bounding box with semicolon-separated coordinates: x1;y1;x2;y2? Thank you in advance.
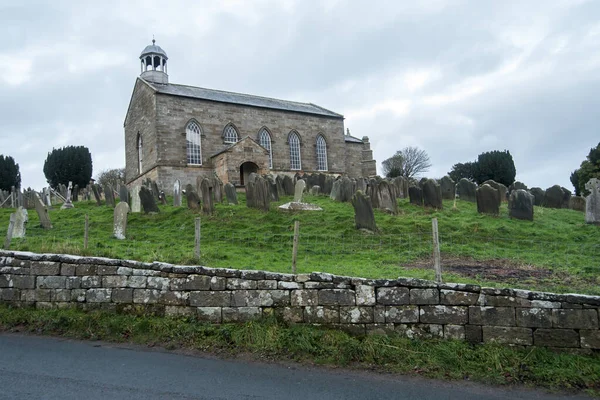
1;194;598;294
1;305;598;394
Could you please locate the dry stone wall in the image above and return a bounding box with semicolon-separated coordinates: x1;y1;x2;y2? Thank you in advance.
1;250;599;350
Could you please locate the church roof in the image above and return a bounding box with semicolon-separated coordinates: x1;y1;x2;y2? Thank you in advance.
144;80;343;119
344;135;364;143
140;43;168;59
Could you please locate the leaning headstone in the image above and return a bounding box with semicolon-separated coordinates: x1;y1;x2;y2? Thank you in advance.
529;187;545;206
408;186;423;206
569;196;585;212
508;189;534;221
224;183;238;205
43;187;52;207
139;186;159;214
310;185;320;196
158;191;167;205
61;181;74;209
330;180;341;201
58;183;67;199
33;193;52;229
339;177;354;202
561;187;572;209
151;181;160;200
294;179;306;202
130;185;141;213
265;174;279;201
255;176;271;212
483;180;507;204
91;184;102;206
439;176;455;200
173;180;182;207
185;184;201;210
104;185;115;207
113;202;130;240
12;207;28;238
356;178;368;194
422;179;443;209
323;176;334;196
119;185;130;206
371;180;397;214
72;185;79;202
351;190;377;232
275;175;285;198
282;175;294;196
509;181;528;193
201;178;215;215
585;178;600;225
476;184;500;216
543;185;564;208
457;178;477;203
213;176;224;204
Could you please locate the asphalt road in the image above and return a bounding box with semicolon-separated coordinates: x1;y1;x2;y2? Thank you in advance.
0;334;592;400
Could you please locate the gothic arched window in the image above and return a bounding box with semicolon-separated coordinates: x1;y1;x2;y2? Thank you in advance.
186;121;202;165
137;133;143;174
289;131;301;170
258;127;272;168
223;124;239;144
316;134;328;171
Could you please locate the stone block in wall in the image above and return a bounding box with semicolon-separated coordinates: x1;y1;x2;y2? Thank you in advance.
51;289;71;302
212;268;241;278
11;276;35;289
340;307;373;324
469;306;515;326
444;325;466;340
97;266;119;275
565;294;600;307
71;289;86;302
81;276;101;289
183;275;211;290
264;272;294;282
553;309;599;329
222;307;261;322
102;276;128;288
127;276;147;289
66;277;81;289
60;264;76;276
516;308;553;328
147;277;170;290
310;272;334;282
530;300;561;308
0;266;29;275
482;326;532;345
282;307;304;323
36;276;67;289
165;306;195;317
374;306;386;323
533;329;579;348
110;288;133;303
296;274;310;283
580;330;600;349
410;289;439;305
465;325;483;343
366;324;395;335
385;306;419;323
419;306;468;324
304;306;340;324
257;280;277;290
75;265;97;276
438;282;481;293
376;287;409;305
226;278;257;290
133;289;161;304
86;288;112;303
319;289;356;306
9;258;31;269
0;275;9;288
31;262;60;275
355;285;376;306
197;307;222;323
291;290;318;306
117;267;133;275
304;282;347;289
239;270;265;280
189;291;232;307
396;324;444;340
480;295;531;307
159;291;189;306
210;276;227;291
20;290;35;302
233;290;289;307
0;288;20;301
440;290;479;306
278;281;302;290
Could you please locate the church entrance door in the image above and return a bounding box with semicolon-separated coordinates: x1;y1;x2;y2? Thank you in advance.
240;162;259;185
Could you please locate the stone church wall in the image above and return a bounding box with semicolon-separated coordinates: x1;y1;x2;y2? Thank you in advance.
1;250;599;350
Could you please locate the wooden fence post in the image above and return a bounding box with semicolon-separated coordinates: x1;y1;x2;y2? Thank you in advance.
3;214;15;250
84;214;89;249
292;220;300;274
432;218;442;283
195;217;201;259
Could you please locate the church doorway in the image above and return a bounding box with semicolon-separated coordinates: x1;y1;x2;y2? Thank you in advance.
240;161;259;185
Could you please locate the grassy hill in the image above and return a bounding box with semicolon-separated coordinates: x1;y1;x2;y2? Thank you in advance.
1;193;598;294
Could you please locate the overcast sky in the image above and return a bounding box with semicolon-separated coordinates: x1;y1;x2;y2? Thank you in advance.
1;0;599;191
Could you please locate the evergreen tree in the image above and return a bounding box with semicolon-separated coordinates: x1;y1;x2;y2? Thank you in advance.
448;162;477;182
474;150;516;186
571;142;600;196
43;146;93;188
0;155;21;191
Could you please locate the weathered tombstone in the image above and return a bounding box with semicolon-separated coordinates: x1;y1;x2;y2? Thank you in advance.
339;177;354;202
529;187;545;206
196;176;203;198
561;187;572;209
355;178;367;194
201;178;215;215
275;175;285;198
569;196;586;212
254;176;271;212
509;181;528;193
12;207;28;238
310;185;320;196
151;181;160;200
422;179;443;209
408;186;423;206
139;186;159;214
323;175;334;196
91;184;102;206
330;180;341;201
33;193;52;229
59;183;67;199
158;191;167;205
113;202;130;240
224;183;238;205
185;184;201;210
508;189;534;221
376;180;398;214
282;175;294;196
543;185;564;208
213;176;224;204
43;187;52;207
265;174;279;201
72;184;79;202
61;182;74;209
294;179;306;202
104;185;115;207
456;178;477;203
130;185;141;213
439;176;455;200
585;178;600;225
482;180;507;204
119;185;130;205
476;184;500;216
351;190;377;232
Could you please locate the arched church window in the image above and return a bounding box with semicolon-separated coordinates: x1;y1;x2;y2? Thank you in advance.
289;131;301;170
137;133;143;174
316;134;328;171
186;121;202;165
223;124;239;144
258;128;272;168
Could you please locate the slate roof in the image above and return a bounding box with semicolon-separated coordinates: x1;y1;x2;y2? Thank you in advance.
144;80;343;119
344;135;364;143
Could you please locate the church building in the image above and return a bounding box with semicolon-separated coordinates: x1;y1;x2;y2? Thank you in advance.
124;41;377;189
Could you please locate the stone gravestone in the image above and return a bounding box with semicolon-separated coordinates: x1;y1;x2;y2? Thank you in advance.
58;183;67;199
33;193;52;229
43;187;52;207
310;185;320;196
275;175;285;198
294;179;306;202
569;196;585;212
246;176;270;211
113;202;130;240
482;180;507;204
529;187;545;206
323;176;334;196
543;185;564;208
200;178;215;215
91;184;102;206
265;174;279;201
422;179;443;209
476;184;500;216
351;190;377;232
119;185;130;206
585;178;600;225
355;178;367;194
173;180;182;207
282;175;294;196
213;176;224;204
439;176;455;200
61;182;74;209
12;207;28;238
196;176;203;199
329;180;341;201
72;185;79;202
509;181;528;193
338;177;354;202
151;181;160;200
130;185;141;213
104;185;115;207
158;191;168;205
508;189;534;221
139;186;159;214
408;186;423;206
185;184;201;210
457;178;477;203
375;180;397;214
224;183;238;205
560;187;571;209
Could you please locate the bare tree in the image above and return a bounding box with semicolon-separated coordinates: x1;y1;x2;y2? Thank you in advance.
382;147;431;179
95;168;125;188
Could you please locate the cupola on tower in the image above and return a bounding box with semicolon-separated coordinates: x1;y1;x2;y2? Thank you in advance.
140;39;168;84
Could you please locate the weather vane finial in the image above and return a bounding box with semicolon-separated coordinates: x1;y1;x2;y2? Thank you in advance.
152;34;155;45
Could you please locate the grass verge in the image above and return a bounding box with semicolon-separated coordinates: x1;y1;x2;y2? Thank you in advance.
0;305;598;395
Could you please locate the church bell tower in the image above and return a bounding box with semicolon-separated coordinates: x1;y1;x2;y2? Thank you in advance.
139;39;168;84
